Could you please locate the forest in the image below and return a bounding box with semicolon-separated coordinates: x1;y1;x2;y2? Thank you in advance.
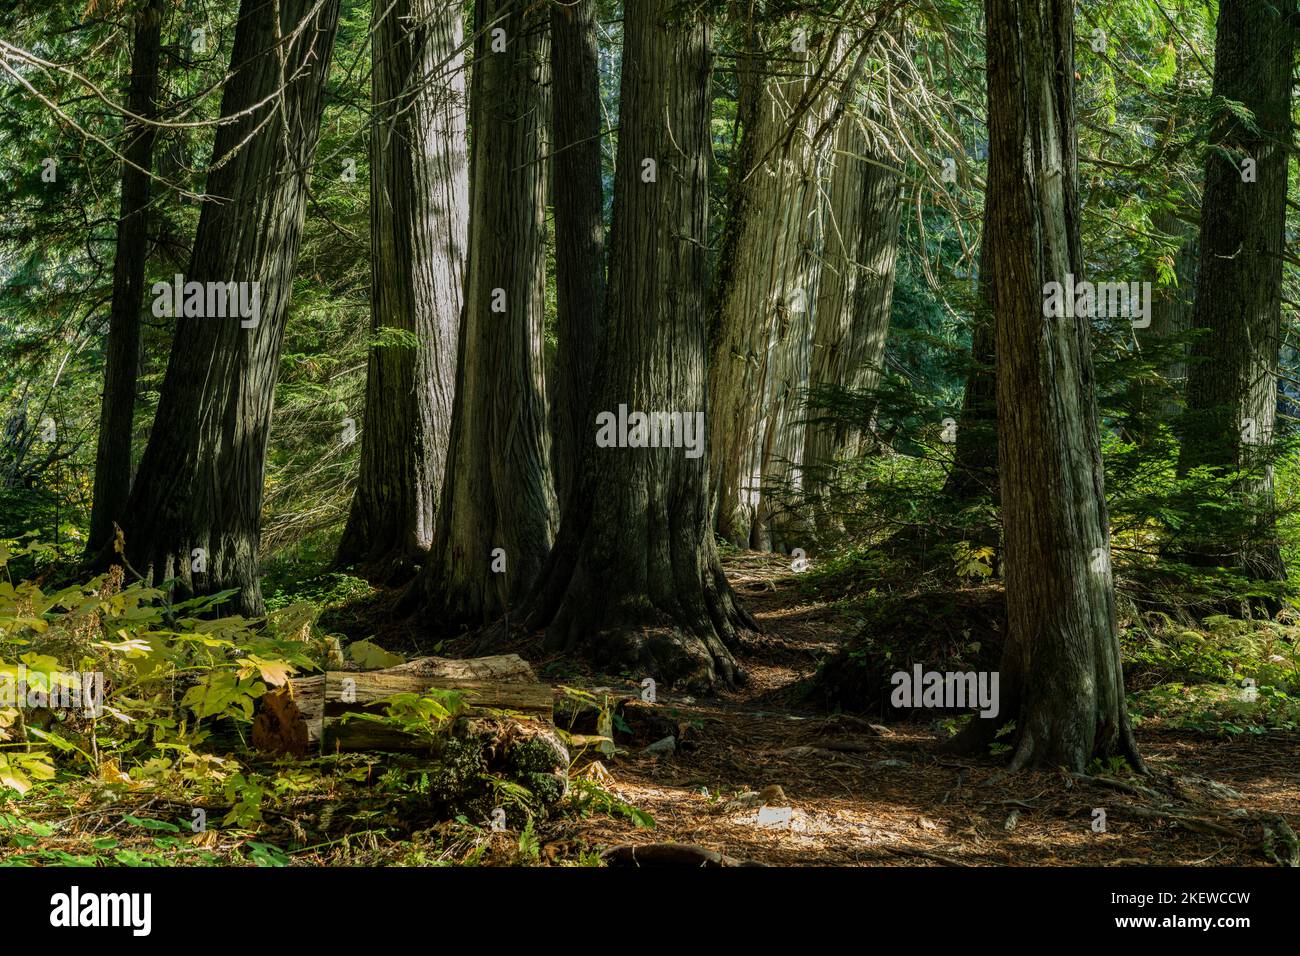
0;0;1297;879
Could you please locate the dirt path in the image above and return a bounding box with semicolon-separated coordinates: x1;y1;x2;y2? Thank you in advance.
544;553;1300;866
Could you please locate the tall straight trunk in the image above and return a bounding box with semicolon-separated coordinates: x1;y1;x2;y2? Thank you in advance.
706;34;765;547
1177;0;1294;581
86;0;163;556
113;0;342;615
335;0;468;583
803;114;902;531
942;208;997;501
708;36;838;549
549;0;606;509
524;0;755;692
1140;210;1196;421
408;0;555;626
950;0;1142;772
749;88;835;553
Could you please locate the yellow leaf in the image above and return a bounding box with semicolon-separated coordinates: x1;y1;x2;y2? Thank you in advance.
237;656;296;687
348;640;404;669
98;759;132;784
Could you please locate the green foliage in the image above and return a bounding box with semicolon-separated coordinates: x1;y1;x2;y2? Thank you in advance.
0;538;329;862
1124;611;1300;734
566;777;655;829
339;688;468;741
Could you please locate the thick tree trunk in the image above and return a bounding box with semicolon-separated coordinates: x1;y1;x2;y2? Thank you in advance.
548;0;606;509
1177;0;1294;582
524;0;755;693
706;37;765;548
1139;210;1197;422
86;0;163;557
749;103;831;553
708;36;839;549
949;0;1142;772
803;115;902;532
113;0;342;615
335;0;468;584
407;0;555;627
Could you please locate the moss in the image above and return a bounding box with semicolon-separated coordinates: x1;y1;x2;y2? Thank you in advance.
423;733;488;812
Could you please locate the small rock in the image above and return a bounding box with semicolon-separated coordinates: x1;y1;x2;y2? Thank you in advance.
756;806;793;828
721;784;787;812
642;736;676;756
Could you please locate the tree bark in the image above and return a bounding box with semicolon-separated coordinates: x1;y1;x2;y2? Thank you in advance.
335;0;468;584
706;33;766;547
749;97;831;553
524;0;755;693
1139;209;1197;422
949;0;1143;772
407;0;555;627
941;208;997;502
1177;0;1294;582
708;34;840;549
548;0;606;509
803;113;902;532
112;0;342;615
86;0;164;557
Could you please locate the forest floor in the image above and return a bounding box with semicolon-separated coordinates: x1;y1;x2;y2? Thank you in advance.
515;552;1300;867
5;551;1296;868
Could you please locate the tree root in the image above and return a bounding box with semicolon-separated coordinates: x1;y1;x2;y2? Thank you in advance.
1071;769;1297;866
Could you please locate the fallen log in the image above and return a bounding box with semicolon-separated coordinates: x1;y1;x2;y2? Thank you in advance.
251;653;569;821
252;653;548;756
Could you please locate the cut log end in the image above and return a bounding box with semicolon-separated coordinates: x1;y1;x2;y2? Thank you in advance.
251;684;311;758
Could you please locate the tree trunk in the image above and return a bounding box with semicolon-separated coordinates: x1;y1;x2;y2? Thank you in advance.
706;35;766;548
1177;0;1294;582
949;0;1143;772
113;0;342;615
86;0;164;557
941;208;997;502
749;95;833;553
407;0;555;627
708;35;839;549
803;114;902;533
524;0;755;693
1139;209;1196;422
335;0;468;584
548;0;606;509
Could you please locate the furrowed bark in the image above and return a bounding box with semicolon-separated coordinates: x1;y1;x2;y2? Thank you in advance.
947;0;1143;772
708;32;841;549
336;0;468;584
803;112;902;532
1177;0;1294;583
548;0;606;509
407;0;556;628
524;0;755;693
86;0;164;557
113;0;343;615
